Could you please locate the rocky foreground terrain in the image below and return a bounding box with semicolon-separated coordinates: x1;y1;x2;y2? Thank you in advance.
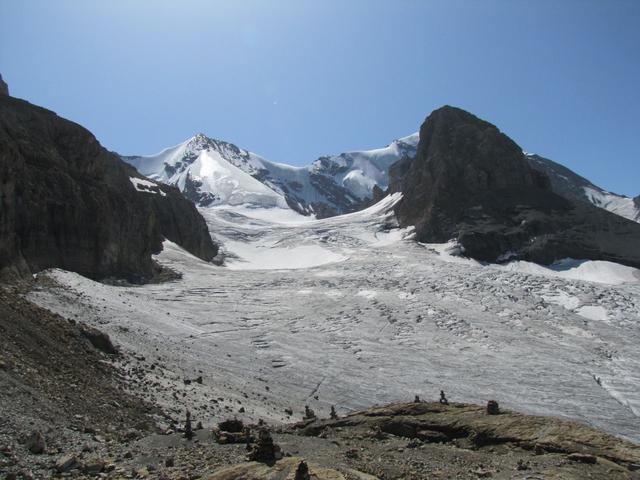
2;283;640;480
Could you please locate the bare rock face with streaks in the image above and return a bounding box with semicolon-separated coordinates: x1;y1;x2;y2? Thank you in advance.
0;95;218;282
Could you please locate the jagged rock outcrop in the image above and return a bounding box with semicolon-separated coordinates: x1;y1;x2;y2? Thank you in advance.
391;106;640;268
0;74;8;96
0;95;218;281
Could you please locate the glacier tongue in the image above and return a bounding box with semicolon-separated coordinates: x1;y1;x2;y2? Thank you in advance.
26;193;640;443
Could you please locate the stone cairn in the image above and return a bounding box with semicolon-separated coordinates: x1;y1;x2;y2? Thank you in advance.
247;428;282;462
184;410;194;440
414;395;421;403
486;400;500;415
303;405;316;420
439;390;449;405
244;427;252;450
294;460;311;480
330;405;338;420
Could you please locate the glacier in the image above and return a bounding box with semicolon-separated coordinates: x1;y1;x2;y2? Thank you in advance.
27;194;640;443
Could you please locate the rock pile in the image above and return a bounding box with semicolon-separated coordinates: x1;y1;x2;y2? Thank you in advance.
247;429;282;463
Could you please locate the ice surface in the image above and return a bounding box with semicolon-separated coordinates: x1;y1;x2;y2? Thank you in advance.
498;258;640;285
27;194;640;442
576;305;609;321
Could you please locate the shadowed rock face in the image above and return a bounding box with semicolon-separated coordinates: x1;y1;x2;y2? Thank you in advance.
391;106;640;268
0;95;218;281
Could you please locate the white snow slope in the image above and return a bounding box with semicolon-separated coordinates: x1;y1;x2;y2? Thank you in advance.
527;153;640;223
583;186;640;223
124;133;419;215
28;194;640;443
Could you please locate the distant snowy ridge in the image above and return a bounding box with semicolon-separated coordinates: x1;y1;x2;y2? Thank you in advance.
122;133;639;224
122;133;419;217
526;153;640;223
582;186;640;223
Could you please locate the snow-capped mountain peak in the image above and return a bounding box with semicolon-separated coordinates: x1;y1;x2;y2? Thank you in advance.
124;135;288;208
123;132;420;217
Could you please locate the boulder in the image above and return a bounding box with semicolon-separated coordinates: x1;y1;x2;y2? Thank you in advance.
26;431;45;454
55;454;78;472
82;458;106;474
218;418;244;433
79;325;118;354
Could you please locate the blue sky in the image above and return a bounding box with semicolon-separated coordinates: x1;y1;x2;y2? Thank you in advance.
1;0;639;196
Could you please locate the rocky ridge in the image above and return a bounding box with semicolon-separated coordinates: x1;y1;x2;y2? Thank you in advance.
527;153;640;223
390;106;640;268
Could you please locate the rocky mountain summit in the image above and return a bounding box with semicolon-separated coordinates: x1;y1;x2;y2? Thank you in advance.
0;95;218;282
390;106;640;268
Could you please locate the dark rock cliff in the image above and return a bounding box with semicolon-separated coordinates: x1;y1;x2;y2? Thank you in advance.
391;106;640;268
0;95;218;281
